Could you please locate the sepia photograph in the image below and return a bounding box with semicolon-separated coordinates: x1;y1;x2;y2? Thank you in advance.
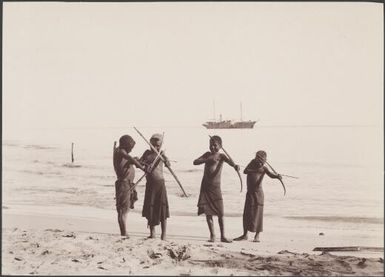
2;1;383;275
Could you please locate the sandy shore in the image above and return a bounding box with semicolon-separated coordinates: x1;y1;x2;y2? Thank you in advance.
2;205;384;275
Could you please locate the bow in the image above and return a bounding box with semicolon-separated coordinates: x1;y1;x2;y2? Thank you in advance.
209;135;243;192
256;153;286;196
129;133;165;193
134;127;188;197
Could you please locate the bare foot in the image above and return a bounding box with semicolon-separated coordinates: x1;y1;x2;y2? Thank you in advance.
147;235;155;239
161;234;167;241
221;237;233;243
233;235;248;241
208;236;215;242
253;238;260;242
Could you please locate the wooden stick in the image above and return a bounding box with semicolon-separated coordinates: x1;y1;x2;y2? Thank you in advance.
313;247;360;252
71;143;74;163
113;141;117;161
112;141;117;175
358;246;384;252
134;127;188;197
313;246;383;252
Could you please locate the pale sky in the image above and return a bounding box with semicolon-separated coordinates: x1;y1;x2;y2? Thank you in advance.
3;2;383;131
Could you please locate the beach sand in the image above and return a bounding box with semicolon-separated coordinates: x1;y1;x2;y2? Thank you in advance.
2;204;383;276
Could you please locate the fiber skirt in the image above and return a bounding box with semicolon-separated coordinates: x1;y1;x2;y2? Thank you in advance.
142;179;170;226
115;180;138;213
197;189;224;217
243;191;264;232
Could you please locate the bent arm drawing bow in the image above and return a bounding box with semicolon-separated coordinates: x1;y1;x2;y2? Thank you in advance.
134;127;188;197
256;153;286;196
209;135;243;192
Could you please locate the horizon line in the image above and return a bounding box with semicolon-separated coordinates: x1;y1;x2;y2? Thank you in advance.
2;123;380;131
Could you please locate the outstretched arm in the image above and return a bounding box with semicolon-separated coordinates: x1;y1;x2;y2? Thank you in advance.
193;152;210;165
222;153;242;192
117;149;146;172
222;153;240;171
131;157;146;172
264;165;285;196
264;166;282;179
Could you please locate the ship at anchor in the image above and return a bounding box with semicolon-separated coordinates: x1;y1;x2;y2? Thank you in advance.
202;102;258;129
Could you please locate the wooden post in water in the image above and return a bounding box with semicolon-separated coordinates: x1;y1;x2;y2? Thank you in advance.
71;143;74;163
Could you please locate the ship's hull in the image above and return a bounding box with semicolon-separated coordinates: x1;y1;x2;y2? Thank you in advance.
203;120;256;129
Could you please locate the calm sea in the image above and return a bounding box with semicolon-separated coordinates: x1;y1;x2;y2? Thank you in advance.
3;125;383;229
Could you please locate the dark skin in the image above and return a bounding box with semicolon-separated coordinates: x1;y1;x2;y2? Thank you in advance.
119;143;146;172
116;142;145;237
194;140;240;243
141;139;170;241
234;154;281;242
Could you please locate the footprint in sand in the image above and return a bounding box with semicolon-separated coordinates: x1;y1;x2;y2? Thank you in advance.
82;253;94;259
45;229;63;233
62;233;76;238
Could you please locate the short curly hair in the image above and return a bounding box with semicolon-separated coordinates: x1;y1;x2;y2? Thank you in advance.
210;135;222;146
256;150;267;163
119;135;135;149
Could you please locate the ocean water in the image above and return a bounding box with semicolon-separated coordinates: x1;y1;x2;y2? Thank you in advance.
2;125;383;232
